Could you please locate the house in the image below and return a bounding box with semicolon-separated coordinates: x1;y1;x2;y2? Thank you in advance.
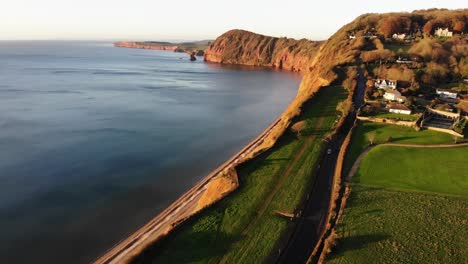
396;56;413;64
374;79;397;90
392;33;406;40
436;89;458;99
384;90;406;103
404;34;416;42
386;103;412;115
434;28;453;37
364;32;377;39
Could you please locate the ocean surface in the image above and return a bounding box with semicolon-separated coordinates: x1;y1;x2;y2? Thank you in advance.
0;41;301;263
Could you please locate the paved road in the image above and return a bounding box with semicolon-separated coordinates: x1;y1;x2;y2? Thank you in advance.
94;119;282;264
277;69;366;264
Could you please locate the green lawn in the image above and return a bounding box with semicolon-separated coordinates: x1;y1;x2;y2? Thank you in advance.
327;146;468;263
354;146;468;196
343;122;453;177
144;85;347;263
373;112;419;121
384;43;411;53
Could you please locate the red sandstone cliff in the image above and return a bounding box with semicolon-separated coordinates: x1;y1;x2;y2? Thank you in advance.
204;30;322;72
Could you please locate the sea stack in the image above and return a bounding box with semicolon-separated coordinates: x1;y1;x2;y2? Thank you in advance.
190;51;197;61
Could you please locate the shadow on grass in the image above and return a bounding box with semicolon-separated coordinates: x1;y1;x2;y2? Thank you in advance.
392;136;416;142
132;230;244;264
327;233;390;260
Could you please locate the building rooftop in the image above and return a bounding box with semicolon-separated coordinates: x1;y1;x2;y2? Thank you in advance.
387;103;410;111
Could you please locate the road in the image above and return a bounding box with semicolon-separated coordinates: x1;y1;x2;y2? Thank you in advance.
277;69;366;264
94;118;282;264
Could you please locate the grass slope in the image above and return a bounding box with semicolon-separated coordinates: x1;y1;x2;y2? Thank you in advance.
343;122;453;176
327;146;468;263
148;86;347;264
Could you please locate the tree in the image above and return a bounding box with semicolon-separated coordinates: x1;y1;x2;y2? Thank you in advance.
336;100;354;115
423;20;436;36
453;20;465;33
378;16;411;38
367;133;376;145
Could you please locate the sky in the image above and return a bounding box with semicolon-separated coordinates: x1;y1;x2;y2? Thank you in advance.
0;0;466;41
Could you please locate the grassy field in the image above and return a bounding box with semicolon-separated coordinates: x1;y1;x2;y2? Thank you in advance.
354;146;468;196
328;146;468;263
373;112;420;121
342;122;453;177
145;85;347;263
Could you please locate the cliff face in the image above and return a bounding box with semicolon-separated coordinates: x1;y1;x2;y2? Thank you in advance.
204;30;322;72
114;41;178;51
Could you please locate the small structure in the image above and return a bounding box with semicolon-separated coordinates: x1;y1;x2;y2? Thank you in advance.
386;103;412;115
392;33;406;40
375;79;397;90
436;89;458;99
434;28;453;37
364;32;377;39
404;34;416;42
396;56;414;64
384;90;406;103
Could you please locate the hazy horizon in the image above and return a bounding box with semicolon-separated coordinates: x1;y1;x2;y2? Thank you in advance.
1;1;466;41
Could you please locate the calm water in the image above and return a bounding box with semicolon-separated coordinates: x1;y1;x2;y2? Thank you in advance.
0;41;300;263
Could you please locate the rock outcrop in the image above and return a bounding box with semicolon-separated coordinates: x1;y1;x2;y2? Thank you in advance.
204;29;322;72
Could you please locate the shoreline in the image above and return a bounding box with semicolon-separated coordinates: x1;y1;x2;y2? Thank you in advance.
94;117;284;264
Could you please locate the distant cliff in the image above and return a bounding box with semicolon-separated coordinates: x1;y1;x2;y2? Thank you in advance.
114;41;178;51
204;30;322;72
114;40;212;56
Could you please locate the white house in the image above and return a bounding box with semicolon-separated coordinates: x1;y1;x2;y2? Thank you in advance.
387;103;412;115
392;33;406;40
384;90;406;103
434;28;453;37
436;89;458;99
375;79;397;90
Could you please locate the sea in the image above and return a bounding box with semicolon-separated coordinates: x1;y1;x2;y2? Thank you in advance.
0;41;301;263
